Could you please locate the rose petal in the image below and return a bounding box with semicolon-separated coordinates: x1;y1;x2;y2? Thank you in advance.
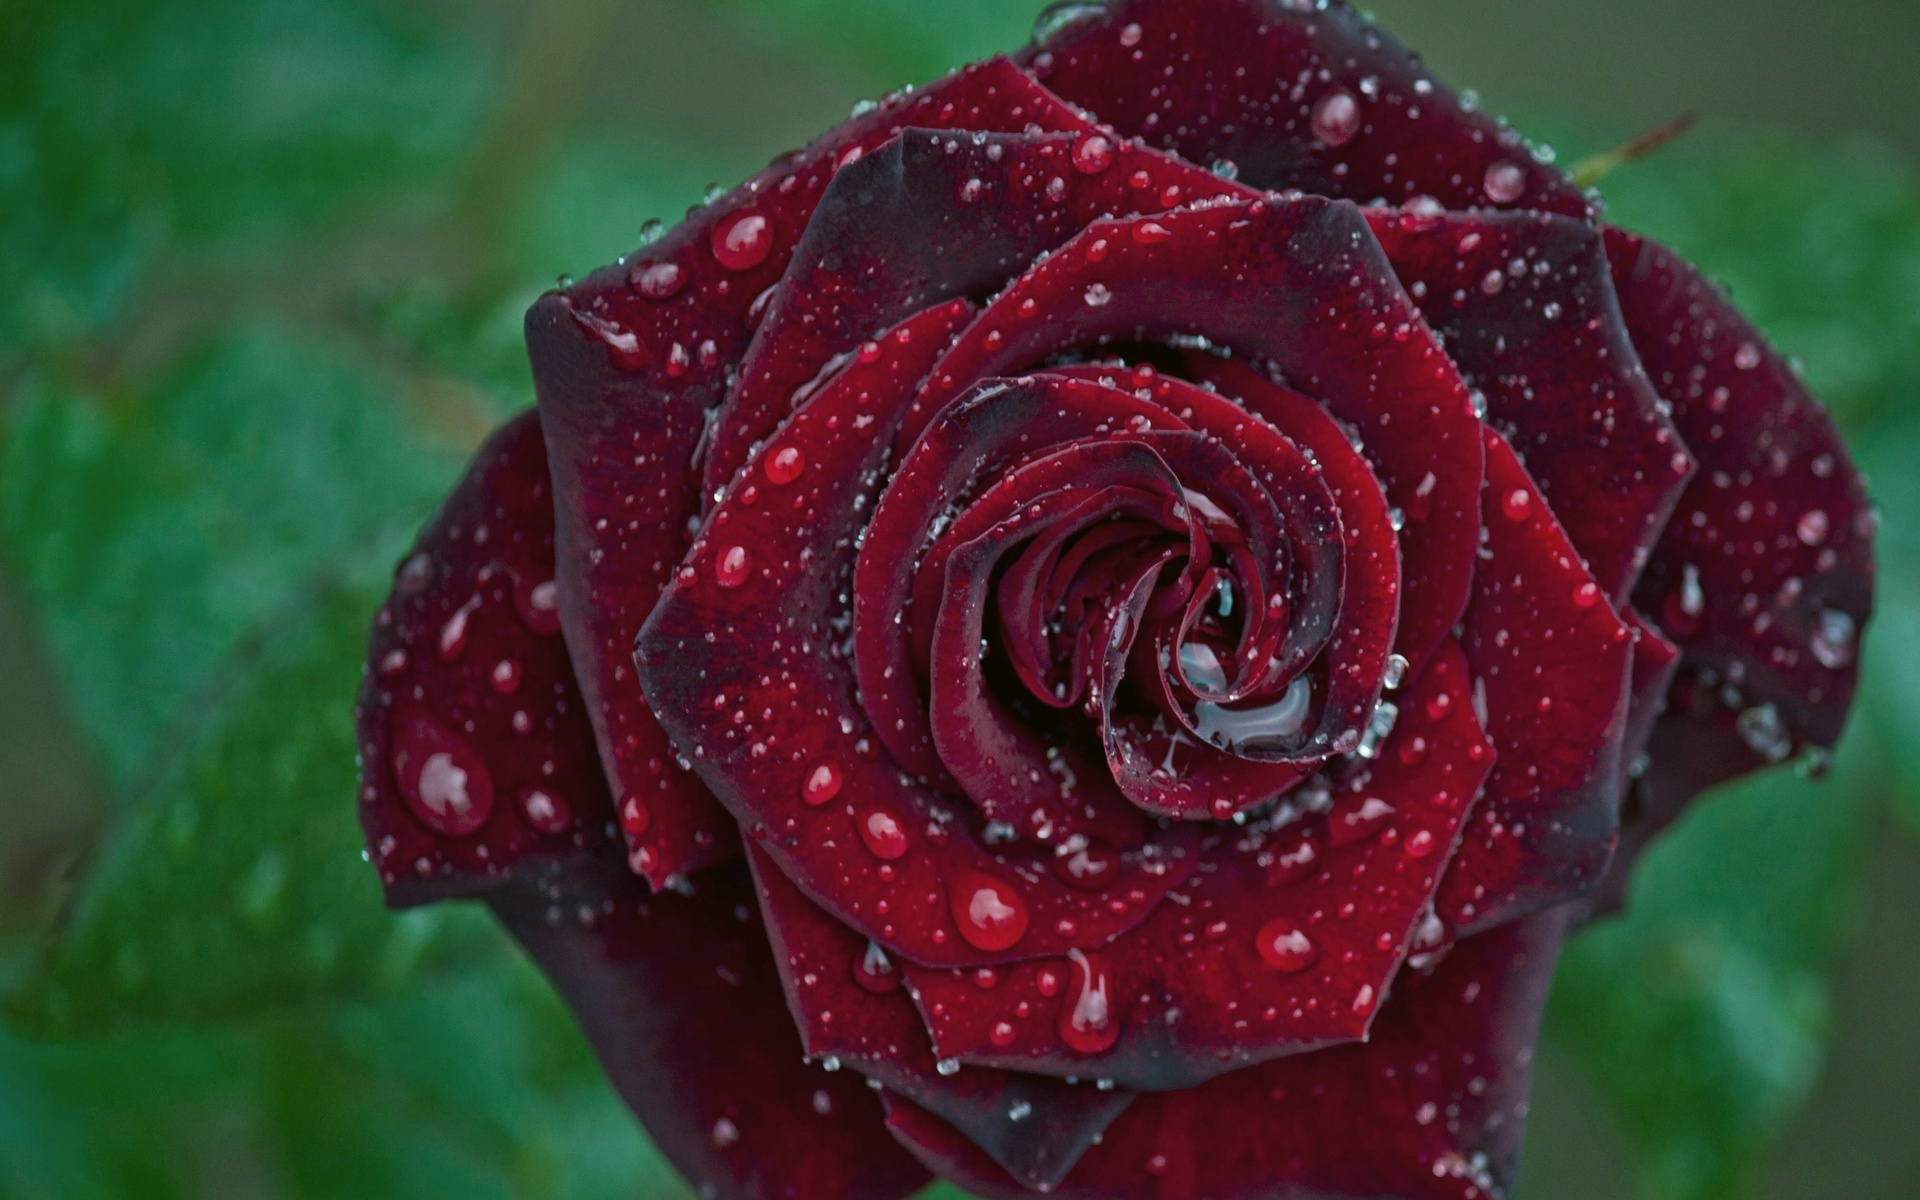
1022;0;1588;218
707;123;1240;501
748;845;1134;1190
1609;230;1874;771
356;411;631;905
1367;207;1693;600
902;642;1493;1090
491;853;928;1200
1437;431;1633;935
900;197;1480;681
528;58;1107;888
885;908;1570;1200
637;322;1198;968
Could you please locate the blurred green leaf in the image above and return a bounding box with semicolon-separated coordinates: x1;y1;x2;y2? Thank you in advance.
0;327;487;1030
0;948;692;1200
715;0;1037;87
0;0;490;361
1550;758;1873;1200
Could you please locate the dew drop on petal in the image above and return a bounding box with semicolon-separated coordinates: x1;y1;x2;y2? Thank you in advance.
1071;133;1114;174
951;870;1030;951
711;209;774;271
1310;87;1361;147
521;787;571;833
1058;949;1119;1053
853;939;900;993
392;716;494;837
1483;160;1526;204
802;762;843;806
631;260;686;299
1255;919;1317;972
715;545;750;587
859;810;909;860
765;445;805;484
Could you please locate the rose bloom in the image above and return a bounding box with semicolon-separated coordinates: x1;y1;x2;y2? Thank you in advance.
354;2;1876;1197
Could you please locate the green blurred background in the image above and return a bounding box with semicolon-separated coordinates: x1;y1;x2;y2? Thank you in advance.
1;1;1916;1197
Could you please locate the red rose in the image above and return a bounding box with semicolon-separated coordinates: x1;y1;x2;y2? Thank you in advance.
353;2;1876;1197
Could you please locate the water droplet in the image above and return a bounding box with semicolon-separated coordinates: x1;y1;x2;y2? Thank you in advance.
620;794;651;837
854;939;900;993
1118;20;1143;46
392;715;494;837
1071;133;1114;174
711;1118;740;1149
951;870;1030;951
1500;487;1532;520
990;1020;1017;1046
522;787;571;833
1734;341;1762;370
632;260;686;299
396;552;434;596
1811;608;1856;669
766;445;805;484
1033;1;1107;42
1574;581;1600;608
1796;509;1830;546
1662;564;1706;637
803;762;843;806
517;578;562;634
1405;829;1436;858
1058;949;1118;1053
1132;220;1172;244
1083;282;1113;307
1483;161;1526;204
378;648;408;676
1736;702;1792;763
438;596;479;661
1255;919;1317;971
1311;88;1361;147
935;1057;962;1076
1382;653;1410;690
1195;674;1313;753
1051;839;1119;891
1354;698;1400;761
711;209;774;271
859;810;909;859
715;545;750;587
490;658;522;694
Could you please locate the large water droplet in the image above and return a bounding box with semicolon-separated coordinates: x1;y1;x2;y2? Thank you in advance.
392;715;494;837
1310;87;1361;147
711;209;774;271
1255;919;1317;971
951;870;1030;951
765;445;806;485
802;762;843;806
1071;133;1114;174
853;939;900;993
1810;608;1856;669
1058;949;1119;1053
1483;160;1526;204
521;787;572;833
631;260;686;299
1195;674;1312;753
715;545;750;588
859;810;909;860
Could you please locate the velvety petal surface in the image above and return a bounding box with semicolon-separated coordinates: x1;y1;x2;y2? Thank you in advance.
707;123;1239;501
637;317;1198;968
1022;0;1589;218
527;58;1107;887
1609;229;1874;785
492;853;928;1200
901;642;1494;1091
901;196;1481;679
355;411;627;906
885;908;1570;1200
1367;208;1693;600
1438;432;1633;935
749;845;1135;1190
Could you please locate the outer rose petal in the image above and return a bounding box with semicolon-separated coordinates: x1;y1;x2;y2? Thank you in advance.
1366;208;1693;600
356;411;627;906
529;58;1106;887
885;909;1571;1200
902;196;1482;680
748;846;1134;1191
1022;0;1588;218
708;123;1239;502
901;643;1494;1091
491;854;929;1200
1607;230;1874;800
1438;432;1633;936
637;318;1199;967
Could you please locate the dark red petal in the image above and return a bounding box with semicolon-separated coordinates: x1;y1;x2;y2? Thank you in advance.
904;197;1481;679
708;123;1240;502
491;852;927;1200
886;908;1570;1200
1621;609;1683;779
1367;208;1693;600
1437;432;1633;935
356;411;629;905
637;322;1196;968
748;846;1134;1191
526;58;1107;888
902;642;1493;1091
1022;0;1589;218
1608;229;1875;777
861;374;1187;785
